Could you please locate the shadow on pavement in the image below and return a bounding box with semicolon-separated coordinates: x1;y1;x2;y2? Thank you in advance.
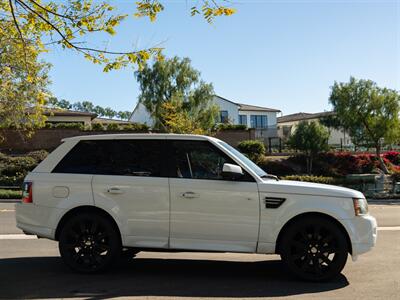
0;256;349;299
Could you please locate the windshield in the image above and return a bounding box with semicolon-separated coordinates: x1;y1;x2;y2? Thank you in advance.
217;141;267;178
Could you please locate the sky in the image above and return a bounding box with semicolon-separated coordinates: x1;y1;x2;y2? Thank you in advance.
43;0;400;116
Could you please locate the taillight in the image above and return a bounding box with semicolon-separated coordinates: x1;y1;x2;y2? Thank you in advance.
22;182;33;203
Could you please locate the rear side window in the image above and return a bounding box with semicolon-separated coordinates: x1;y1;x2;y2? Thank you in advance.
52;139;165;177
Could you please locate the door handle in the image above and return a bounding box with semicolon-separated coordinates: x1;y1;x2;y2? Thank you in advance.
107;187;125;194
181;191;200;198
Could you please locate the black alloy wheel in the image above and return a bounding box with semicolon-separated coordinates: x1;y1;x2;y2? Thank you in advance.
280;215;349;281
59;213;121;273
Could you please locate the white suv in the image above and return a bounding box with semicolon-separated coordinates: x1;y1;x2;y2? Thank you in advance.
16;134;377;281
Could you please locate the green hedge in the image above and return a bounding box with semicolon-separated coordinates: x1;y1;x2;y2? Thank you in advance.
91;123;104;131
281;174;379;186
216;124;247;131
43;122;149;132
237;140;266;163
0;151;48;186
281;175;340;185
0;189;22;199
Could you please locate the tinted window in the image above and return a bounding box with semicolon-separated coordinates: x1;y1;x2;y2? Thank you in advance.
53;139;165;177
169;140;254;181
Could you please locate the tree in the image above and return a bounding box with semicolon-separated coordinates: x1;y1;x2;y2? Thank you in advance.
158;96;217;134
0;19;50;138
0;1;234;137
1;0;235;72
135;56;219;131
288;121;330;174
329;77;400;174
49;97;131;120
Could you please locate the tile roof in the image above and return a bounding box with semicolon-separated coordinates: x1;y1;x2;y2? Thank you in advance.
277;111;335;123
238;103;281;113
214;95;281;112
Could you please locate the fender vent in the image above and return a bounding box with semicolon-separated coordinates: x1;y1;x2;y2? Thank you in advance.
264;197;286;208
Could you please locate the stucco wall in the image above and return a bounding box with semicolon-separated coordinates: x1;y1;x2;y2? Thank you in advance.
213;97;239;124
0;129;256;152
0;129;149;152
214;129;256;147
277;118;352;146
130;103;154;126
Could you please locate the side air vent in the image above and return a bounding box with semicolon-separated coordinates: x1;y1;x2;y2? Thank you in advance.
264;197;286;208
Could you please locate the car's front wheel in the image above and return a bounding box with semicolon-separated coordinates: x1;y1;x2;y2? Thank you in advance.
59;212;121;273
280;215;349;281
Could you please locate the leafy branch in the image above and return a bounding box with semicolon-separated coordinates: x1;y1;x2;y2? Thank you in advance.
3;0;236;72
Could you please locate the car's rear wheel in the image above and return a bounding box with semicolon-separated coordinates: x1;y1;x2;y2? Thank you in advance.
121;247;139;260
280;215;349;281
59;213;121;273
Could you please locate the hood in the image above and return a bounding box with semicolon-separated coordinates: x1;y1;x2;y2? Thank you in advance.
259;179;364;199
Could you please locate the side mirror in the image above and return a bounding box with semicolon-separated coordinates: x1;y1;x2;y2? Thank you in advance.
222;163;243;180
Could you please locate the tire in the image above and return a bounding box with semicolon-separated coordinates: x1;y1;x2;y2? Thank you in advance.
58;212;121;273
279;215;349;281
121;247;139;261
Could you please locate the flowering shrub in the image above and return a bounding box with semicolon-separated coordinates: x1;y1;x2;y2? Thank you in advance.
383;151;400;166
282;151;399;177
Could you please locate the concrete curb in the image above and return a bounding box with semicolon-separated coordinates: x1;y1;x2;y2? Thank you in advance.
367;199;400;205
0;199;20;203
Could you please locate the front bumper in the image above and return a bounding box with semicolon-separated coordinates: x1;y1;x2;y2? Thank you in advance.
341;214;377;258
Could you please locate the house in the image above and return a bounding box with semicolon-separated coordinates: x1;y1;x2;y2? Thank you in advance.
130;95;281;142
91;117;134;125
277;111;352;146
42;109;97;126
37;109;134;126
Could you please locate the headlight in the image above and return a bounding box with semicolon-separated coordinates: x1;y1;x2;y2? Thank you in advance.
353;198;369;216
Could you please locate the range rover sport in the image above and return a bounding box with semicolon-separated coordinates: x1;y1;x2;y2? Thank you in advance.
16;134;377;281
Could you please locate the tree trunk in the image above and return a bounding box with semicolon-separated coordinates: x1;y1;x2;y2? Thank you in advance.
376;143;389;174
306;155;313;175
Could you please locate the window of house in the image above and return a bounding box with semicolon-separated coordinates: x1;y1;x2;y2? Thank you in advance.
250;115;268;128
219;110;229;123
239;115;247;126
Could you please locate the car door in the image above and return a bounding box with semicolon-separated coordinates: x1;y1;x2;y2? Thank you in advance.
91;138;170;249
168;139;260;253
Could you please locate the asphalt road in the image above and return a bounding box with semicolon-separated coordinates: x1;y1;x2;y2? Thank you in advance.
0;202;399;300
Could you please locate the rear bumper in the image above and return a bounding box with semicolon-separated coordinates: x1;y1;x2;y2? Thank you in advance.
341;214;377;257
15;203;63;239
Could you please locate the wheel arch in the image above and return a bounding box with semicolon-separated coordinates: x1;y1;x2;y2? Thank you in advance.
55;205;122;242
274;211;352;255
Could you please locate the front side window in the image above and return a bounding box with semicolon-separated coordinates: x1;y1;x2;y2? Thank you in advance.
217;141;267;178
53;139;165;177
170;141;253;181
